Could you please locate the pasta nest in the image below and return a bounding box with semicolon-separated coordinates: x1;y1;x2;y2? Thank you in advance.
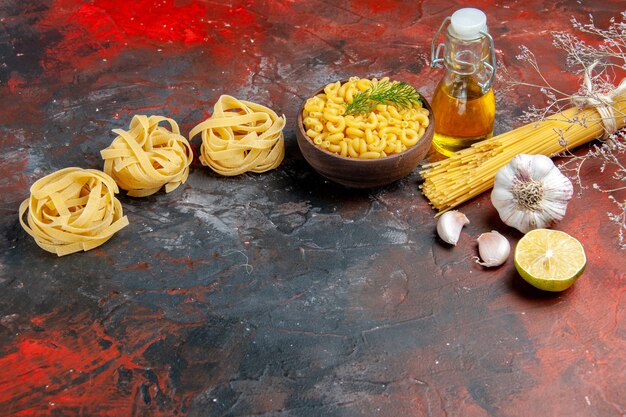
189;95;286;176
18;168;129;256
101;115;193;197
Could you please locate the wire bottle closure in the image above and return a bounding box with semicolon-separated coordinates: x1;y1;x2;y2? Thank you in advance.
431;16;496;95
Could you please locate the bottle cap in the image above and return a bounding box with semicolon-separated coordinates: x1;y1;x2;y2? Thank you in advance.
449;8;487;40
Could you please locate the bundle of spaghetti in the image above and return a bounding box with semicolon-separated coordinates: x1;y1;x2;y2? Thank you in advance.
189;95;286;176
420;93;626;212
101;115;193;197
18;167;129;256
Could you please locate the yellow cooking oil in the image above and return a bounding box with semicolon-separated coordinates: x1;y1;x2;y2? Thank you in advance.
431;76;495;156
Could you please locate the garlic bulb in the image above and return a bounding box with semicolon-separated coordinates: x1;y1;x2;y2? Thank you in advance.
437;210;470;245
491;154;573;233
476;231;510;267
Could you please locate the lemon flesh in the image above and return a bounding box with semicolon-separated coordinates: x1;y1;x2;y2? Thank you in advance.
514;229;586;292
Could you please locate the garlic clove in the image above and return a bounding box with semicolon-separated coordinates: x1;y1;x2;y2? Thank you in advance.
526;154;554;178
495;162;516;185
476;230;510;267
437;210;470;245
517;210;539;234
543;168;574;216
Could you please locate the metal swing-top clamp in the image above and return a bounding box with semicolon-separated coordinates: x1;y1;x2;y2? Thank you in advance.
430;9;497;95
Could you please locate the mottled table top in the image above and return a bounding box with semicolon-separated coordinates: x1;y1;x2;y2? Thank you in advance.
1;1;625;416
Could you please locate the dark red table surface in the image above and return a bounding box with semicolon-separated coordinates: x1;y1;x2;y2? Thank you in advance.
1;1;625;416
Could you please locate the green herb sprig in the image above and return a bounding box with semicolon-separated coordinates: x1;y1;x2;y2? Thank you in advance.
345;81;423;115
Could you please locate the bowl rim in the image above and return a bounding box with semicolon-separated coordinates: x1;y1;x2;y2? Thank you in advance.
296;78;434;164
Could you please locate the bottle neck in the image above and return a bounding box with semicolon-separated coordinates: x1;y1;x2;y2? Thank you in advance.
443;30;491;82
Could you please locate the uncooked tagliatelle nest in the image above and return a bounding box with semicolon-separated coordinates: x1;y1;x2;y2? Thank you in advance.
18;167;129;256
101;115;193;197
189;95;286;176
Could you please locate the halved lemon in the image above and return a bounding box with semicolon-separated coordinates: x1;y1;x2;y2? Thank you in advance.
514;229;586;292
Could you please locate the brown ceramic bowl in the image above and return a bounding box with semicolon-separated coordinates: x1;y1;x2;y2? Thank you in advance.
296;81;434;188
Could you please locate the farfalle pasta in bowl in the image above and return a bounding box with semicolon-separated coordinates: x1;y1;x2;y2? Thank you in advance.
296;77;434;188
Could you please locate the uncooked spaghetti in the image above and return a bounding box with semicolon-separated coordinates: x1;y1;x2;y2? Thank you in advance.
420;94;626;212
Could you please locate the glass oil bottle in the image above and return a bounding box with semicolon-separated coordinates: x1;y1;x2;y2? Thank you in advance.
430;8;497;156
